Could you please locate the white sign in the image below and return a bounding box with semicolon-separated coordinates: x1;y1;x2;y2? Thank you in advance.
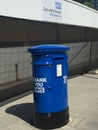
56;64;62;77
41;0;62;23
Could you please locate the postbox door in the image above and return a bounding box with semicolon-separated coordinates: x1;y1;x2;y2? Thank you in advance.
53;56;68;112
33;61;54;113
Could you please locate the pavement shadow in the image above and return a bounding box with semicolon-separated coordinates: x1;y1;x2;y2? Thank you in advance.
6;103;35;126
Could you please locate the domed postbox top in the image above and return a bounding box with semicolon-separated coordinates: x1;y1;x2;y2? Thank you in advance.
28;44;70;55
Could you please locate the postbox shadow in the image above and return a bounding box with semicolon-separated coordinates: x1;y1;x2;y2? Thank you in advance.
6;103;35;126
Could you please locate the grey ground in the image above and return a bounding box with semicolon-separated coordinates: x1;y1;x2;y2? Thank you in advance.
0;74;98;130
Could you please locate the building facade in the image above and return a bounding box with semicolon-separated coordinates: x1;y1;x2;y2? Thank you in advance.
74;0;98;10
90;0;98;10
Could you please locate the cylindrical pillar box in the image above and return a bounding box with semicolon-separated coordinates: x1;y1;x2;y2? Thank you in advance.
28;44;70;129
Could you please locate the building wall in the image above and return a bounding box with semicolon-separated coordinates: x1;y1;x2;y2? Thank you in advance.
0;17;98;101
75;0;98;10
90;0;98;10
0;46;32;85
1;16;98;44
0;41;98;85
0;0;98;28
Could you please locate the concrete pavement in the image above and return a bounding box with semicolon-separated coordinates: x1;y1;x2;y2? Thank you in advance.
0;74;98;130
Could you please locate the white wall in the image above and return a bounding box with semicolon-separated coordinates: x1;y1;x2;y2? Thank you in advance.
0;0;98;28
0;0;42;21
62;0;98;28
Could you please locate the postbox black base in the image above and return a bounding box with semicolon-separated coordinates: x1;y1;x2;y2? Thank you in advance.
33;108;69;129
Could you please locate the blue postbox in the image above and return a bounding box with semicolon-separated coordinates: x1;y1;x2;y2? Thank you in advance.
28;44;70;129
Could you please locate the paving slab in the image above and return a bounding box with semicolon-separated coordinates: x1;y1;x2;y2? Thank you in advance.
0;74;98;130
76;119;98;130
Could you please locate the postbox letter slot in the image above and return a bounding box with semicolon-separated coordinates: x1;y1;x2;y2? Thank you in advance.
54;57;64;60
